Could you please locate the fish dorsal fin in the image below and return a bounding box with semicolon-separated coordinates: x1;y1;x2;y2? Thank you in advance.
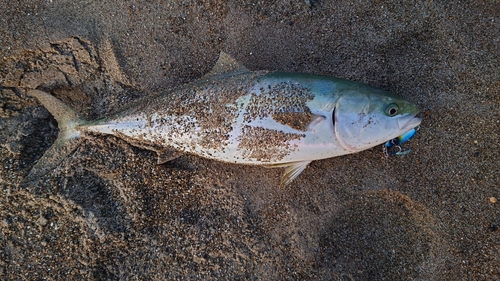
202;52;249;80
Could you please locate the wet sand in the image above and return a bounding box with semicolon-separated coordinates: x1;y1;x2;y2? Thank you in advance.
1;1;499;280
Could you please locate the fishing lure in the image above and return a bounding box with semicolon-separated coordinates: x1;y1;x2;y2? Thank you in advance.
383;127;417;157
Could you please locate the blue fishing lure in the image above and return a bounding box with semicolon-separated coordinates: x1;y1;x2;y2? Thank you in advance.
383;128;417;156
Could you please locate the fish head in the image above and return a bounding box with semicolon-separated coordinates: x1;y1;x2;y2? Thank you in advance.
333;87;421;152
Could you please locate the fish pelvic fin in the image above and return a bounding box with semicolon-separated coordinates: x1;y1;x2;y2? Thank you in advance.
21;90;87;185
264;160;312;188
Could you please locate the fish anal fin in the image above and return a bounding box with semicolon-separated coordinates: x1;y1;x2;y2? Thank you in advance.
201;52;249;80
264;160;312;188
156;148;183;164
110;132;182;164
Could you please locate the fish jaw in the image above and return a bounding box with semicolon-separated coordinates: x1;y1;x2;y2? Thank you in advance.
398;114;422;131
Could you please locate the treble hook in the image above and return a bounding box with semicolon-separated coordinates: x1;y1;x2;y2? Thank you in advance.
383;127;418;157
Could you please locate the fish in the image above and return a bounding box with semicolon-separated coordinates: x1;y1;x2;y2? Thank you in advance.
24;52;422;187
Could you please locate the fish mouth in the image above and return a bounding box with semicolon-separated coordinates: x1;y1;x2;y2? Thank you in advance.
399;113;422;130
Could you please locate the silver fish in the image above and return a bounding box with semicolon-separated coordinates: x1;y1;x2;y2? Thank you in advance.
25;52;422;186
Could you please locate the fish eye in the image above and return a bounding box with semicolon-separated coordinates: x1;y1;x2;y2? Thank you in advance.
385;103;399;116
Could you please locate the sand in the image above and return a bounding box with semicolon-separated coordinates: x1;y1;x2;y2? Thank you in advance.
1;1;499;280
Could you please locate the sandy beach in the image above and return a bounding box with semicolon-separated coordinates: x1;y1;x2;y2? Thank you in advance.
1;1;499;280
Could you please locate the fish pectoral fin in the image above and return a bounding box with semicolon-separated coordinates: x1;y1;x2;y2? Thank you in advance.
264;160;312;188
307;114;327;130
201;52;249;80
156;148;183;164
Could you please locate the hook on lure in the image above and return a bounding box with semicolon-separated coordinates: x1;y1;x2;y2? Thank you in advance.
383;127;419;157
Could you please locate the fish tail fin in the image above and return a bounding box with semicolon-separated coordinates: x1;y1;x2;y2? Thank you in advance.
21;90;87;184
